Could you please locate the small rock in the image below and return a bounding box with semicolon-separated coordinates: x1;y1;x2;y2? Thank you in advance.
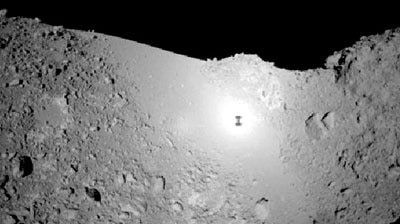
8;65;16;73
115;174;125;185
62;209;78;220
118;212;130;219
321;112;335;130
8;79;21;86
0;188;11;201
171;201;183;212
9;186;16;195
89;126;99;132
0;175;9;187
3;214;17;224
152;176;165;193
388;165;400;178
120;203;141;217
126;172;135;182
0;9;7;17
254;198;270;220
104;77;114;84
305;113;326;141
36;153;45;159
135;200;147;215
8;152;16;160
188;192;201;207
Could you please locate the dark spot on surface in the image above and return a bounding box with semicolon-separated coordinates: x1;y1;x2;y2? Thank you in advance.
85;187;101;202
235;116;242;126
20;156;33;177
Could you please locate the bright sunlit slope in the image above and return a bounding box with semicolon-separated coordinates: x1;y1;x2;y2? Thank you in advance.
104;32;313;223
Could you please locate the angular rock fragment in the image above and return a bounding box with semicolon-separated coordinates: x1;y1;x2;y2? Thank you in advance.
7;79;21;87
152;176;165;193
125;172;135;182
120;203;141;217
0;174;9;187
62;208;78;220
2;214;17;224
118;212;130;219
305;113;326;141
388;164;400;178
321;111;335;130
0;31;11;50
171;201;184;213
115;174;125;185
254;198;270;220
0;9;7;17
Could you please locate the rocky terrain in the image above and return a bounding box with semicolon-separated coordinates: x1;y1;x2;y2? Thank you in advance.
1;9;400;224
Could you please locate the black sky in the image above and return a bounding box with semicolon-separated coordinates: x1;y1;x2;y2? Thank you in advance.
2;5;399;70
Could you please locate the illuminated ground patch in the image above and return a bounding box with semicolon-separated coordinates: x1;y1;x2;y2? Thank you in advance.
216;95;258;137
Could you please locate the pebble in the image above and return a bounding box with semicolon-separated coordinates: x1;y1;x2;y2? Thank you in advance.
254;198;270;220
171;201;183;212
89;126;100;132
126;172;135;182
36;153;45;159
8;79;21;86
388;165;400;177
8;152;16;160
152;176;165;193
120;203;141;217
118;212;130;219
12;164;24;178
0;175;9;186
0;9;7;17
115;174;125;185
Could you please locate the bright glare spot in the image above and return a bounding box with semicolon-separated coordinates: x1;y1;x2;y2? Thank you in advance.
217;96;257;137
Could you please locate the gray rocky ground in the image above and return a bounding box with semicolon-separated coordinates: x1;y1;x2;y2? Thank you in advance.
1;9;400;224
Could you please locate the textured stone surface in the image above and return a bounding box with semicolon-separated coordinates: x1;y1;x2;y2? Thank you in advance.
1;11;400;224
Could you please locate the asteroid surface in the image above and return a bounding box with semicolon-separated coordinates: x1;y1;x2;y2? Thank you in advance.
1;9;400;224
